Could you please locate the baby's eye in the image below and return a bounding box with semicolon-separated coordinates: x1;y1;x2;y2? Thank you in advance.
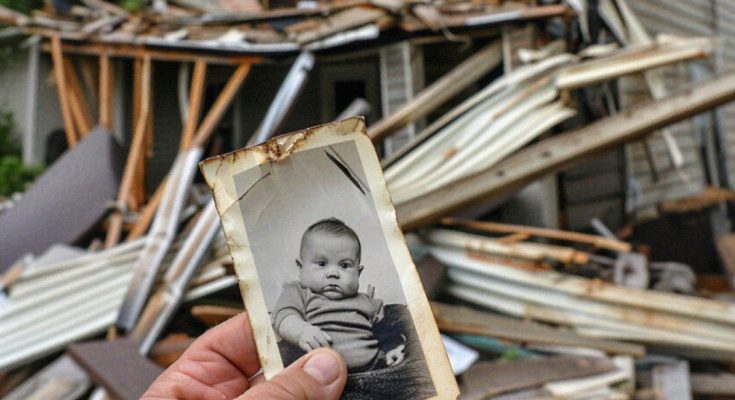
340;262;353;269
316;261;327;267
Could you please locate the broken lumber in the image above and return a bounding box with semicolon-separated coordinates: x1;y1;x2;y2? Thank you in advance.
431;302;644;356
50;36;77;147
461;356;616;400
117;63;251;332
105;56;152;248
369;40;502;142
424;228;590;264
441;218;631;252
396;69;735;230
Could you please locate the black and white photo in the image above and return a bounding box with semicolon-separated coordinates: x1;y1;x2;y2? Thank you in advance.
200;118;458;399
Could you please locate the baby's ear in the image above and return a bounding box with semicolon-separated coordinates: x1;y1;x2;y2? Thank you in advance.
295;259;303;269
358;264;364;275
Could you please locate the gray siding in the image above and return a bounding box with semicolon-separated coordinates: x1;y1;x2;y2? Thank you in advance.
622;0;715;218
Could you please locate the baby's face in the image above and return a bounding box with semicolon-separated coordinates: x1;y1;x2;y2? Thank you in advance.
298;231;362;300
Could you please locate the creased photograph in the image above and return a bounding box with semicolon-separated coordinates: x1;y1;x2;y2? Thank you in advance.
200;117;458;399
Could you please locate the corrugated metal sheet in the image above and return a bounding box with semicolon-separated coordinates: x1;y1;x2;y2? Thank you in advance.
621;0;715;217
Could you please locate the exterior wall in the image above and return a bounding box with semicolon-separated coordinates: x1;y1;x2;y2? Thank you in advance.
622;0;716;218
0;45;63;165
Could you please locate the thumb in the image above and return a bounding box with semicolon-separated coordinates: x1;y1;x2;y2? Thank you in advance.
238;349;347;400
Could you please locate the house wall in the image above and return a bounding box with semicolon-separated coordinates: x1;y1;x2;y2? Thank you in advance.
622;0;718;218
0;45;63;165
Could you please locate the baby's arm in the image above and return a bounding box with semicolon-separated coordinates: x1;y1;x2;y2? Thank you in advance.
273;283;332;352
278;314;332;352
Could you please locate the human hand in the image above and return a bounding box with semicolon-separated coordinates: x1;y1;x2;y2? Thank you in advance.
386;344;406;366
299;324;332;352
142;312;347;400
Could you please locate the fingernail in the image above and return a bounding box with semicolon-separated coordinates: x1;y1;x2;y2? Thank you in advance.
303;351;340;385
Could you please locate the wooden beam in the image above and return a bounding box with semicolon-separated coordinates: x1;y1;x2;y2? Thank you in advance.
442;218;631;252
99;53;113;129
396;70;735;230
368;40;502;142
191;64;251;149
126;176;166;240
180;60;207;150
106;56;152;248
63;58;94;137
42;40;263;66
432;302;644;356
50;36;77;148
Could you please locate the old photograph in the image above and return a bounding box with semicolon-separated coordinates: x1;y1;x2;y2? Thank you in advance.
200;118;458;399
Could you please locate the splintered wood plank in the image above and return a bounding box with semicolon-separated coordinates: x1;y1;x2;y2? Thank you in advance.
50;36;77;148
369;40;502;142
99;53;113;129
431;302;644;356
64;58;94;137
106;56;152;248
442;218;631;252
460;356;616;400
395;70;735;230
294;7;386;44
180;60;207;150
191;64;251;149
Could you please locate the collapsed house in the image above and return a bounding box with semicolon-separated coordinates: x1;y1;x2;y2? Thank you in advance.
1;0;735;398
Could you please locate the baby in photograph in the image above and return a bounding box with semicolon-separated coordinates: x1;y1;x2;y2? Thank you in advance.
272;218;406;372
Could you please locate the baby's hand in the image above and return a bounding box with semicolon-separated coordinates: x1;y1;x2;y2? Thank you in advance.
386;344;406;366
298;324;332;352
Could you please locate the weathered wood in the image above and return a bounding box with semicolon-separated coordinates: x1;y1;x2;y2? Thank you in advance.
461;356;616;400
396;70;735;230
99;53;113;129
50;36;77;147
556;38;714;90
369;40;502;142
105;56;152;248
294;7;386;44
63;58;94;136
436;246;735;328
191;64;251;148
690;373;735;395
42;41;263;66
412;5;442;32
425;228;590;265
131;202;221;354
180;60;207;150
432;302;644;356
442;218;631;252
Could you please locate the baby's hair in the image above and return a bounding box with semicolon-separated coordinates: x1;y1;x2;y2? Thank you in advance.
301;218;361;260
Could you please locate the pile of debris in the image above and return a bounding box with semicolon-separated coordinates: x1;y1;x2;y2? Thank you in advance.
1;0;735;399
0;0;568;52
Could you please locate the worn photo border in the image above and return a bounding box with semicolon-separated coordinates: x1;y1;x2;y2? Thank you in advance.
200;117;458;399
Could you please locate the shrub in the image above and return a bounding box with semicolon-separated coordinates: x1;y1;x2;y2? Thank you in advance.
0;112;44;197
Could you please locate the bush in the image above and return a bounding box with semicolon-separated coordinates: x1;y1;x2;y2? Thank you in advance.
0;112;44;197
